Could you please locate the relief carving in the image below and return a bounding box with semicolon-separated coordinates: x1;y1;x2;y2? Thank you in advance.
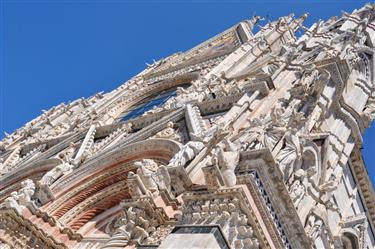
167;141;205;168
3;179;35;211
128;159;171;197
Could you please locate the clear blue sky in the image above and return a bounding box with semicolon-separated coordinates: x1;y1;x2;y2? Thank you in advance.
1;0;374;184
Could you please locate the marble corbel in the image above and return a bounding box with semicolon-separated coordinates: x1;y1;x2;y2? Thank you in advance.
214;138;240;187
184;104;206;141
34;182;55;206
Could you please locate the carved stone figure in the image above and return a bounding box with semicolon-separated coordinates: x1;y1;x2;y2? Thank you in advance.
168;141;204;167
288;169;306;208
241;120;266;149
4;179;35;209
17;179;36;205
305;213;324;241
134;159;159;192
133;159;171;194
248;15;262;33
320;165;343;192
292;65;320;97
156;165;171;192
276;127;302;182
1;5;375;249
236;105;288;152
343;45;361;67
39;161;74;186
213;138;240;187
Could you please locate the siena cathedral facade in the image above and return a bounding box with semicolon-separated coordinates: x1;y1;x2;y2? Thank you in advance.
1;4;375;249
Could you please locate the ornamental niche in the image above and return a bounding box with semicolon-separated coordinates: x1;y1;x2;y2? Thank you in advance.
1;4;375;249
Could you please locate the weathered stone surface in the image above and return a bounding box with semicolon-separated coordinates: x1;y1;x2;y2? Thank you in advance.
1;4;375;249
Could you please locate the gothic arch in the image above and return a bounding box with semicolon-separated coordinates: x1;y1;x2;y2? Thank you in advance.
50;138;181;196
40;139;181;232
108;73;196;121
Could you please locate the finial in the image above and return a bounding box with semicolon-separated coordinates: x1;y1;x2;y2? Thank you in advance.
301;12;309;20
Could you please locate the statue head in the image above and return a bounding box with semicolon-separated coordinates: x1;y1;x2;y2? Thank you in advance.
166;121;174;128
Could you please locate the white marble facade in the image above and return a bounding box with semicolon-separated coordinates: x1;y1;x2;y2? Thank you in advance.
0;4;375;249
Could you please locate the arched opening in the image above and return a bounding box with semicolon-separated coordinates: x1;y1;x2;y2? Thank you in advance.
342;232;360;249
301;150;316;170
118;87;180;122
50;164;134;220
112;74;195;122
40;139;181;233
300;143;322;185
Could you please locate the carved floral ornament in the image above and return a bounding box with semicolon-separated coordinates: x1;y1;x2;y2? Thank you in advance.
103;198;171;247
1;4;375;249
15;96;356;247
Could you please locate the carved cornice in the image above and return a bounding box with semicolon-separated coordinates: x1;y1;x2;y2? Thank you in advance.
180;187;267;249
0;208;70;249
349;146;375;232
144;25;243;80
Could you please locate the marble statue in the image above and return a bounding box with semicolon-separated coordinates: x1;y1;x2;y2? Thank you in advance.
133;159;171;194
1;5;375;249
168;141;205;168
213;138;240;187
